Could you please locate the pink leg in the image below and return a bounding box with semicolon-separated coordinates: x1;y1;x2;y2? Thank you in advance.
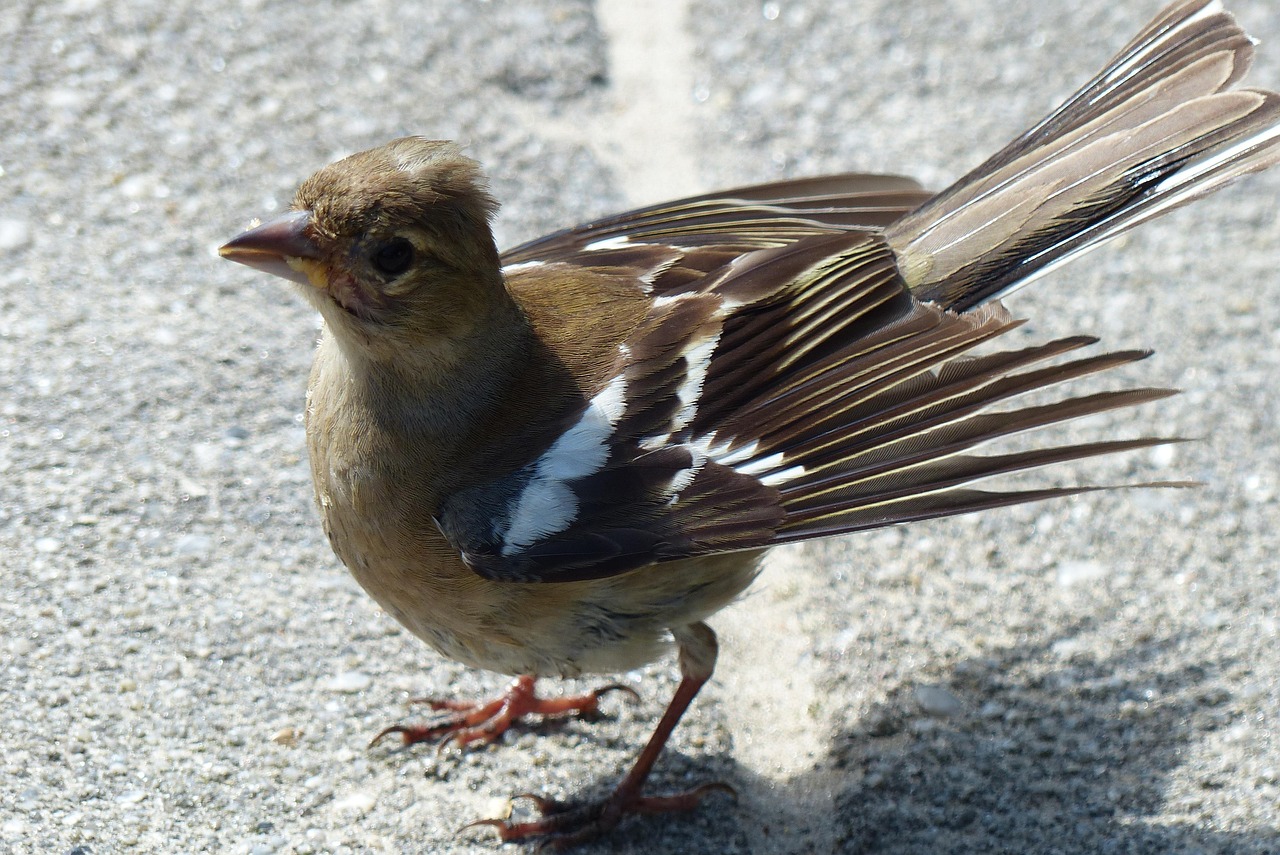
466;622;735;849
370;674;638;751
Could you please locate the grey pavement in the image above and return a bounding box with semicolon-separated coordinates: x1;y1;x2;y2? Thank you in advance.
2;1;1278;853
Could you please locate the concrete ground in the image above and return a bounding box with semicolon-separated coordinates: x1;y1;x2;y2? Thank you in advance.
2;0;1278;853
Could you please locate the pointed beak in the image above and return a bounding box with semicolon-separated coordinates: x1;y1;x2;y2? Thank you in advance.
219;210;322;287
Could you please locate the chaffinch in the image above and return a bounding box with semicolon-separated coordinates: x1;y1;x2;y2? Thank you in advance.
220;0;1279;847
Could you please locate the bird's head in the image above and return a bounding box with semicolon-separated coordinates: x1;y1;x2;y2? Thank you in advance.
220;138;505;359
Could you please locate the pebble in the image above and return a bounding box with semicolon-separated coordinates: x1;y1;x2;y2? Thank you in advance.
34;537;61;554
173;533;214;557
331;790;376;814
915;684;964;718
1051;636;1086;659
1200;610;1229;629
191;442;223;473
322;671;371;693
978;700;1007;719
0;218;31;251
1148;443;1176;467
1055;560;1107;587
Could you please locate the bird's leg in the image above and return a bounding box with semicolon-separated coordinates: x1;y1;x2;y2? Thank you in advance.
370;674;639;750
466;622;736;849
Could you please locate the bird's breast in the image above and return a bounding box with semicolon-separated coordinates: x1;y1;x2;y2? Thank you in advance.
302;339;765;678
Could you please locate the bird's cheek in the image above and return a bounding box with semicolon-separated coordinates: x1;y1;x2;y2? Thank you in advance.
326;269;378;316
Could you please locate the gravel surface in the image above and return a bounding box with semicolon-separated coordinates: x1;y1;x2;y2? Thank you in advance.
2;1;1278;853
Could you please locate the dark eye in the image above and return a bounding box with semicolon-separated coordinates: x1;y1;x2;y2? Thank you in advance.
370;238;414;277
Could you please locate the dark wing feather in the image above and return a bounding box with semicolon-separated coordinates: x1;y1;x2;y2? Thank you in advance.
441;232;1176;583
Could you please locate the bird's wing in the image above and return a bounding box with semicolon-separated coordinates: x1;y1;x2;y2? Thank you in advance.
500;173;932;281
438;231;1177;583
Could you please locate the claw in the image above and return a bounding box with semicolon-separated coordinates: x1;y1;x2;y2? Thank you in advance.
368;720;463;750
368;724;409;749
467;779;734;848
458;817;511;839
370;675;638;752
591;683;641;706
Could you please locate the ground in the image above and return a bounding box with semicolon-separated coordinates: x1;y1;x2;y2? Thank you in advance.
2;1;1278;853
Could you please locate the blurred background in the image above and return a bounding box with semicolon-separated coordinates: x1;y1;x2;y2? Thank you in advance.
2;1;1278;852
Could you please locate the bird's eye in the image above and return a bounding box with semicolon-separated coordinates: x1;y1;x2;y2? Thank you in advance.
370;238;415;277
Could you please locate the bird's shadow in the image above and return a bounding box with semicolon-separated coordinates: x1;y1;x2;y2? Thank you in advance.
553;619;1278;854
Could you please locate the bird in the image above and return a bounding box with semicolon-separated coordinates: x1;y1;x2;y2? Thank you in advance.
219;0;1280;847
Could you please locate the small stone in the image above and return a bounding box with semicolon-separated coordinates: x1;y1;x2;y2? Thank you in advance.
323;671;371;693
118;174;155;199
978;700;1006;719
1238;682;1267;703
1148;443;1176;467
1051;636;1086;659
1055;560;1106;587
173;533;213;557
271;726;301;746
0;218;31;251
1199;610;1229;629
202;763;233;782
915;684;964;718
864;708;901;737
191;442;222;473
483;796;513;820
34;537;61;554
332;790;376;814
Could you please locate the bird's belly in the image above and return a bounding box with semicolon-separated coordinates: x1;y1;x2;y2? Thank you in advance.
307;405;764;678
329;503;764;678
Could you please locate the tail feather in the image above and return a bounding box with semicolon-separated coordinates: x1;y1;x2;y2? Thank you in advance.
887;0;1280;311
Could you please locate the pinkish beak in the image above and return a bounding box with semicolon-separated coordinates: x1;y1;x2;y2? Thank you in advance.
219;210;321;286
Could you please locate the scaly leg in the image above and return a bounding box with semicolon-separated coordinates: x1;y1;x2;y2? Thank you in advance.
467;622;736;849
371;674;638;750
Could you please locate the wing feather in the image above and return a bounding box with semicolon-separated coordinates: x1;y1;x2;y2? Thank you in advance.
441;232;1175;583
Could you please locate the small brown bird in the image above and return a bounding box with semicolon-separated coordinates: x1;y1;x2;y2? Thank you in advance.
221;0;1279;847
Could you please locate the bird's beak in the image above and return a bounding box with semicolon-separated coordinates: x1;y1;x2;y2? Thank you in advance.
219;209;323;287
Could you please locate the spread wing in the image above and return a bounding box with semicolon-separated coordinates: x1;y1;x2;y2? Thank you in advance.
437;230;1176;583
501;172;932;279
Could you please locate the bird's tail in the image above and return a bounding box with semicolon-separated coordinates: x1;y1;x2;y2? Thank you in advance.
885;0;1280;312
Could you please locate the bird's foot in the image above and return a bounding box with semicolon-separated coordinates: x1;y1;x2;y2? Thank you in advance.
464;783;736;850
370;674;639;750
